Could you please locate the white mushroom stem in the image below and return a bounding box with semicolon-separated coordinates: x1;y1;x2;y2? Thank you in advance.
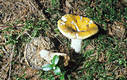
71;39;82;53
39;50;66;63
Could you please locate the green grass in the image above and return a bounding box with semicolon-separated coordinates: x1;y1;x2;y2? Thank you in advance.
82;0;127;30
0;0;127;80
80;35;127;80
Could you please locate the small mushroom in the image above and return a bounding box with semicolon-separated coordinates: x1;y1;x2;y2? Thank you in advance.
58;14;98;53
24;36;69;70
39;49;69;65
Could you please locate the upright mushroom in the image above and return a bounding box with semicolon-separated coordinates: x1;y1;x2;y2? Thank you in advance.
24;36;69;70
58;14;98;53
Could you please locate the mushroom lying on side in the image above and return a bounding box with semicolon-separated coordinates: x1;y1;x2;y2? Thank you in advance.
24;36;69;70
58;14;98;53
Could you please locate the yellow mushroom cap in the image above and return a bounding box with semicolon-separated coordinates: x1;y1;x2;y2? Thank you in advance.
58;14;98;39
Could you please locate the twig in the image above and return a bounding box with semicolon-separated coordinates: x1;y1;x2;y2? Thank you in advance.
0;25;23;30
7;45;15;80
2;46;9;57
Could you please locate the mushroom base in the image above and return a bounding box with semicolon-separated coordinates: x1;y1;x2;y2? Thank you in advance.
71;39;82;53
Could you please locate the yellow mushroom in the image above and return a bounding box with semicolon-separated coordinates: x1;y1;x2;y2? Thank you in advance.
58;14;98;53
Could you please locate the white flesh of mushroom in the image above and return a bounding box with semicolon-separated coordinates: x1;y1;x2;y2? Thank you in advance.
39;49;67;63
71;39;82;53
39;50;51;63
61;22;65;25
89;20;93;24
61;16;67;22
80;16;82;21
71;21;80;32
